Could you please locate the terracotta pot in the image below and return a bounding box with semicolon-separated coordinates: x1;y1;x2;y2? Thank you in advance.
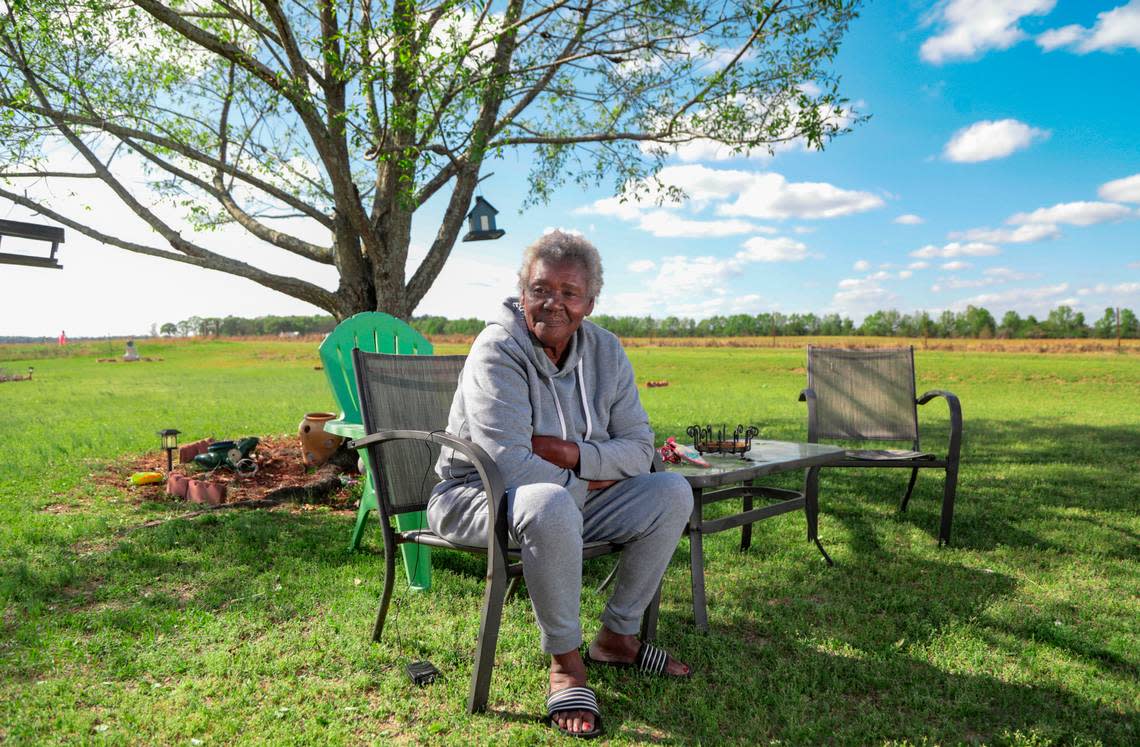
166;473;189;498
187;479;227;505
299;412;344;468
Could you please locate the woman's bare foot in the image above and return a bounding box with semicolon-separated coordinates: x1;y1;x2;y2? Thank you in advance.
586;626;691;676
549;649;596;735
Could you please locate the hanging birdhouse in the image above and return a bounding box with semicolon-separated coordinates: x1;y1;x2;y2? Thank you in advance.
0;218;64;269
462;196;505;242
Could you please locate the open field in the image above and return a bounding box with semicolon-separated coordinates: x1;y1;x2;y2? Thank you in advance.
1;339;1138;744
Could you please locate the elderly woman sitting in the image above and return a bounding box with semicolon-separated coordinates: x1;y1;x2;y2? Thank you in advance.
427;231;692;737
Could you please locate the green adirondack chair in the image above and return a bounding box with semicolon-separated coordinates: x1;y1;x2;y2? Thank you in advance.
319;312;435;589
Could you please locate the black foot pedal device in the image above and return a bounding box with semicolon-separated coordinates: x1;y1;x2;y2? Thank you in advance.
406;660;440;686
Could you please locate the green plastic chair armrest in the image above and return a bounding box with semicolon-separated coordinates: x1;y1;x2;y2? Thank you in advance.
325;419;365;439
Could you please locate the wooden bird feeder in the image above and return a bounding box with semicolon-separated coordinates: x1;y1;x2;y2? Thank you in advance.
0;218;64;269
462;196;505;242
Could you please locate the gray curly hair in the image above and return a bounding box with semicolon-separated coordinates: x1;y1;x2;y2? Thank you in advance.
517;230;604;299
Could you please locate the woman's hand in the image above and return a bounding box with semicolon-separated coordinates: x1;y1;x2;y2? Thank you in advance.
532;436;620;491
531;435;580;470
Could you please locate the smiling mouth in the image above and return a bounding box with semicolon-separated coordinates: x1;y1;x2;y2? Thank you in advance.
535;315;569;326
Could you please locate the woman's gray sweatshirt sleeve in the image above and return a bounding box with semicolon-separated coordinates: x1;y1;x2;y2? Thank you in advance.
460;338;590;504
576;351;655;481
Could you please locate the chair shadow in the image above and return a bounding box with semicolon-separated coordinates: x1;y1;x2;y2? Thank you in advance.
594;543;1133;744
807;417;1140;554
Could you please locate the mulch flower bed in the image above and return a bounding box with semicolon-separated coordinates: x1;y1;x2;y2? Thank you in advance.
103;434;359;508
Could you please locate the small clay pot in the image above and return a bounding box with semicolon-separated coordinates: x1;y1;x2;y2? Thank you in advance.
166;472;189;499
299;412;344;468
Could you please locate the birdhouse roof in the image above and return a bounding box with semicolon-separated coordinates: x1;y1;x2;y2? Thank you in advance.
468;196;498;216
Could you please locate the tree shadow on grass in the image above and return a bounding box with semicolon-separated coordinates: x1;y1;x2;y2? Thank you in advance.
1;509;356;654
593;545;1135;745
810;418;1140;554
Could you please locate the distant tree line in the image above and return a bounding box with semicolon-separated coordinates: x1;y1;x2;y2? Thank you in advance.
156;305;1138;340
592;305;1138;339
154;314;487;338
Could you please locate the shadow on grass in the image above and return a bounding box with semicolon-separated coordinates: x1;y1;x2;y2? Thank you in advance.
811;418;1140;553
2;508;354;637
591;547;1134;744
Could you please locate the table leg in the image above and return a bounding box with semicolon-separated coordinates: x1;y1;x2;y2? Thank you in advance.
804;465;833;566
688;485;709;632
740;480;754;551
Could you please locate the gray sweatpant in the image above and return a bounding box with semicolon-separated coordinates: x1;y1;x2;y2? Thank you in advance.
426;471;692;654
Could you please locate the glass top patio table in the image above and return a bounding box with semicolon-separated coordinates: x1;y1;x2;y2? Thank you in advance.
661;439;845;631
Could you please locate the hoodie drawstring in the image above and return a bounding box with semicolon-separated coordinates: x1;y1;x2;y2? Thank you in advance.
547;362;593;443
549;380;569;441
577;359;593;441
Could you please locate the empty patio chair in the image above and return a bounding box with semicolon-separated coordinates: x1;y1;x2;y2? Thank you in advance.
799;345;963;545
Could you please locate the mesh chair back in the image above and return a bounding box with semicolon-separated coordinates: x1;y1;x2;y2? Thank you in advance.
807;346;919;441
354;351;466;515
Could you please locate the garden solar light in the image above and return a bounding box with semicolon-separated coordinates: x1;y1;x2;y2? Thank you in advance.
158;429;181;472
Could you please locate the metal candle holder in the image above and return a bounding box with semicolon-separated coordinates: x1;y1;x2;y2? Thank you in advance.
686;424;759;458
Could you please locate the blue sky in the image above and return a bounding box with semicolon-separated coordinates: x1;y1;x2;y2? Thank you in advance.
2;0;1138;336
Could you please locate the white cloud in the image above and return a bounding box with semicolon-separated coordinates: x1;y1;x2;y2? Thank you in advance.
577;165;883;235
942;261;972;271
599;233;814;318
831;276;898;314
735;236;809;262
637;211;770;238
1036;24;1085;50
1006;201;1133;226
1037;1;1140;53
954;222;1061;244
577;196;644;221
984;267;1039;281
853;259;871;271
909;261;931;270
949;282;1071;312
944;119;1049;162
793;226;816;234
894;214;925;225
716;173;884;219
414;253;518;319
921;0;1057;64
1099;173;1140;203
1077;282;1140;296
934;266;1041;292
911;241;1001;258
899;270;913;279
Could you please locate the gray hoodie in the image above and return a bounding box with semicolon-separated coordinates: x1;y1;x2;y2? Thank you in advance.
435;297;654;505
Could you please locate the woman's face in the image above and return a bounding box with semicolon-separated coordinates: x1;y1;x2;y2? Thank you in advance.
522;258;595;363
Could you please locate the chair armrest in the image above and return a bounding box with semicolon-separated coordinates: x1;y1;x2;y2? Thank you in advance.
917;390;963;460
324;418;364;439
348;430;511;573
799;387;818;443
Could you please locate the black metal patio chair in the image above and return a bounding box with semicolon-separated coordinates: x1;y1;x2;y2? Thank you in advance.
799;346;963;545
347;349;660;714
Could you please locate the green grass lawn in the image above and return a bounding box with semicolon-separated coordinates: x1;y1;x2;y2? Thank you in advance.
1;339;1137;745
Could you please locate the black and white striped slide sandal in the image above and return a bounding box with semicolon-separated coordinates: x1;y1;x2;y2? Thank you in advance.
544;685;603;739
585;641;691;678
